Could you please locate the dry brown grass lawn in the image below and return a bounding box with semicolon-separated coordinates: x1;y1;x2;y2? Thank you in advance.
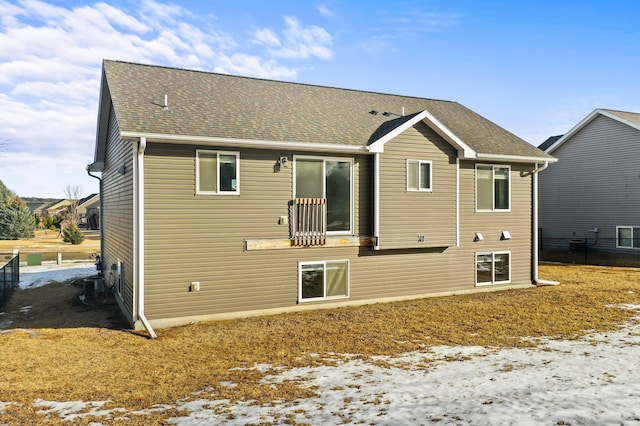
1;263;639;424
0;229;99;264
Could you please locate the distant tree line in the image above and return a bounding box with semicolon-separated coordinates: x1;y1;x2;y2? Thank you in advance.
0;179;36;240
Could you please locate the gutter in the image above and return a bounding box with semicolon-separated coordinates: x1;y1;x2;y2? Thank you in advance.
134;137;157;338
86;166;103;270
531;161;559;286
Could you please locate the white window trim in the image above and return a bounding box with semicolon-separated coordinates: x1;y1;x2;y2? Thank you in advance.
475;251;511;286
475;164;511;213
406;159;433;192
298;259;350;302
293;155;354;236
616;226;640;249
196;149;240;195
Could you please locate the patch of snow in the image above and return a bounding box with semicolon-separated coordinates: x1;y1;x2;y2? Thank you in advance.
34;399;117;421
3;307;640;425
169;313;640;425
19;305;32;314
19;262;97;289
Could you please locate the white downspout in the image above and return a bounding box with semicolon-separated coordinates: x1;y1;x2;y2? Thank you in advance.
456;157;460;246
135;137;157;338
532;161;557;286
374;152;380;250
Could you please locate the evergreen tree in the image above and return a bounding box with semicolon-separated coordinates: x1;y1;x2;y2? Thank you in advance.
0;180;36;240
62;221;85;245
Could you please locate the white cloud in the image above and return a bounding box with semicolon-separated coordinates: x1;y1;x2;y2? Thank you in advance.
0;0;333;197
254;16;333;60
317;3;333;17
214;53;298;80
254;28;281;48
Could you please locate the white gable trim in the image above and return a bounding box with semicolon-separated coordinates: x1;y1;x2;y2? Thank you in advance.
545;108;640;154
367;109;476;157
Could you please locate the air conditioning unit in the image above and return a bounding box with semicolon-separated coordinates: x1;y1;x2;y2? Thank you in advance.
83;275;105;299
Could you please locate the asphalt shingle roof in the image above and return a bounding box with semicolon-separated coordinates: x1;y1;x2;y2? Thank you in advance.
601;109;640;127
101;60;552;160
538;135;563;151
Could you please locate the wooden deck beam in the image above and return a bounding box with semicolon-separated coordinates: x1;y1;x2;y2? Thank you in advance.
244;236;376;251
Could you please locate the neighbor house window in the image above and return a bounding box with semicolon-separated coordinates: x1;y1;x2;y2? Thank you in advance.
476;252;511;285
407;160;432;192
476;164;510;211
617;226;640;249
294;157;353;233
196;150;239;194
299;260;349;301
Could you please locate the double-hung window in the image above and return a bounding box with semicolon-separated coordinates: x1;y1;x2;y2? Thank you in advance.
476;252;511;285
476;164;510;211
617;226;640;249
294;157;353;234
407;160;432;192
299;260;350;301
196;150;239;195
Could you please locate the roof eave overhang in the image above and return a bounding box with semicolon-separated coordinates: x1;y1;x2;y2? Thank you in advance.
120;132;370;154
94;66;111;165
474;152;558;164
87;161;104;172
367;109;476;157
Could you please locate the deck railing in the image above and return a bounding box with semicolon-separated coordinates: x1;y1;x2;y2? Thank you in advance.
0;254;19;308
292;198;327;246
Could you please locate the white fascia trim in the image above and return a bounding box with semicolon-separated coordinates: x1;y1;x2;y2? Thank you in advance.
367;110;476;157
600;109;640;132
475;152;558;163
120;132;369;153
543;108;640;154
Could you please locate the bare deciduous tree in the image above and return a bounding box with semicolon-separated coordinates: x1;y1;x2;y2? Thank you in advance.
0;137;8;154
64;184;84;224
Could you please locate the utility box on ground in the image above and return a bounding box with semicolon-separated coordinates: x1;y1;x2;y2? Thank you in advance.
27;253;42;266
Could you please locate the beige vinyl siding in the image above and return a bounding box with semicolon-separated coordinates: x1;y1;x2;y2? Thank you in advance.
141;142;534;325
378;121;457;249
460;161;533;286
101;105;135;325
540;114;640;253
352;160;533;301
142;144;370;320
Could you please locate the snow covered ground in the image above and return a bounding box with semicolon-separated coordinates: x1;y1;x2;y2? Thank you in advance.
168;308;640;425
17;261;97;289
2;263;640;424
12;306;640;425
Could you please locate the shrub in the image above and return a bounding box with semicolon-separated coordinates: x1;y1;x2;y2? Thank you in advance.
62;221;85;245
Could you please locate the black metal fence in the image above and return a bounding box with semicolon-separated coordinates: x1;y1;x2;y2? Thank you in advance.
540;237;640;267
0;254;20;307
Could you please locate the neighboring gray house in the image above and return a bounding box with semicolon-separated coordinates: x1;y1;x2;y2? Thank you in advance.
77;193;100;229
89;60;555;336
539;108;640;253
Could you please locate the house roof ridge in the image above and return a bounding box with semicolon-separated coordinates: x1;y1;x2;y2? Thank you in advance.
103;59;458;106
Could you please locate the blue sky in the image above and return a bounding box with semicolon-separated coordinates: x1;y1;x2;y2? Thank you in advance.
1;0;639;198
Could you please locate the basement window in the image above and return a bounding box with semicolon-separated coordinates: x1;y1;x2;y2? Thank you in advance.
476;252;510;286
299;260;349;302
196;150;239;195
